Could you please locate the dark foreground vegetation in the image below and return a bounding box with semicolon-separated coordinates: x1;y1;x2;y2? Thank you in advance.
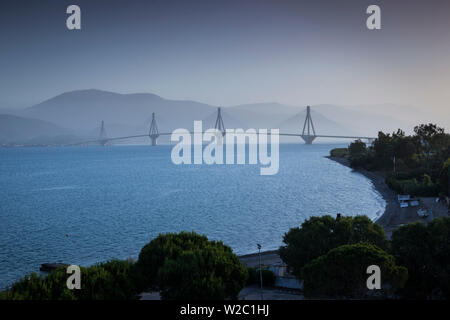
134;232;247;300
279;215;450;299
344;123;450;197
0;232;248;300
2;215;449;300
0;259;138;300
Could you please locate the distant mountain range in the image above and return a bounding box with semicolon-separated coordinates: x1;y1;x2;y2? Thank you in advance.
0;89;444;145
0;114;77;145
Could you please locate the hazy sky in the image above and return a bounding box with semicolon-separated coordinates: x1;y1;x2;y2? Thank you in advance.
1;0;449;114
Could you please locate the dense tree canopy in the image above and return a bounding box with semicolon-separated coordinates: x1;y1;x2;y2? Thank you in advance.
279;215;388;279
135;231;248;300
2;232;246;301
135;231;212;291
391;218;450;299
349;139;366;158
342;123;450;196
348;140;369;167
302;243;407;298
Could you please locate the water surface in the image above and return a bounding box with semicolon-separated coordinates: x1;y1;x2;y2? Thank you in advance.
0;144;385;288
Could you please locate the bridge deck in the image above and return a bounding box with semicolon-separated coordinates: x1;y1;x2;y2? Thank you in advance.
70;107;377;146
66;132;376;146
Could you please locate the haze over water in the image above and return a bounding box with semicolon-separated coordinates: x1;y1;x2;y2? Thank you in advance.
0;144;385;288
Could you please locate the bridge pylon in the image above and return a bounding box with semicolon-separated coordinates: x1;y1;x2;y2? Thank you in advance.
149;112;160;146
301;106;316;144
99;120;108;146
214;107;226;136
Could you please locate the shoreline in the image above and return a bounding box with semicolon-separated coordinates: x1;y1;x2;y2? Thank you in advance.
239;158;401;263
326;155;449;239
243;154;447;263
326;156;398;238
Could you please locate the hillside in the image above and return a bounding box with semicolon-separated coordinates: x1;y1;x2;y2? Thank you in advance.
0;89;433;145
0;114;75;145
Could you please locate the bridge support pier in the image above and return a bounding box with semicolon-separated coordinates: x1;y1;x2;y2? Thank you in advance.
149;112;160;146
301;135;316;145
150;135;158;146
99;120;108;146
301;106;316;144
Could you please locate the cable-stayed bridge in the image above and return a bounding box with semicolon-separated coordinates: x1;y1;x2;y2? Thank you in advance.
67;106;376;146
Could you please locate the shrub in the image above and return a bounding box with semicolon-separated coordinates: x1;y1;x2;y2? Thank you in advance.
302;243;408;298
246;267;276;287
389;168;427;180
330;148;349;158
246;266;257;285
279;215;388;279
0;270;76;300
1;259;139;300
136;231;248;300
79;259;138;300
385;176;439;197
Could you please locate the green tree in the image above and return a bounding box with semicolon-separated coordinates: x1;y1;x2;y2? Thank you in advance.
279;215;388;279
135;231;248;300
302;243;407;298
414;124;446;169
393;134;417;168
349;139;366;157
351;124;447;175
372;132;394;169
439;157;450;195
348;140;368;167
414;123;445;148
135;231;212;290
391;218;450;299
78;259;138;300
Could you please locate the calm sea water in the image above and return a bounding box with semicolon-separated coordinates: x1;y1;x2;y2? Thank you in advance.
0;144;385;288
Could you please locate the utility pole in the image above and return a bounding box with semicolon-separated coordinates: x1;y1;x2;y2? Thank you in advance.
257;243;263;300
